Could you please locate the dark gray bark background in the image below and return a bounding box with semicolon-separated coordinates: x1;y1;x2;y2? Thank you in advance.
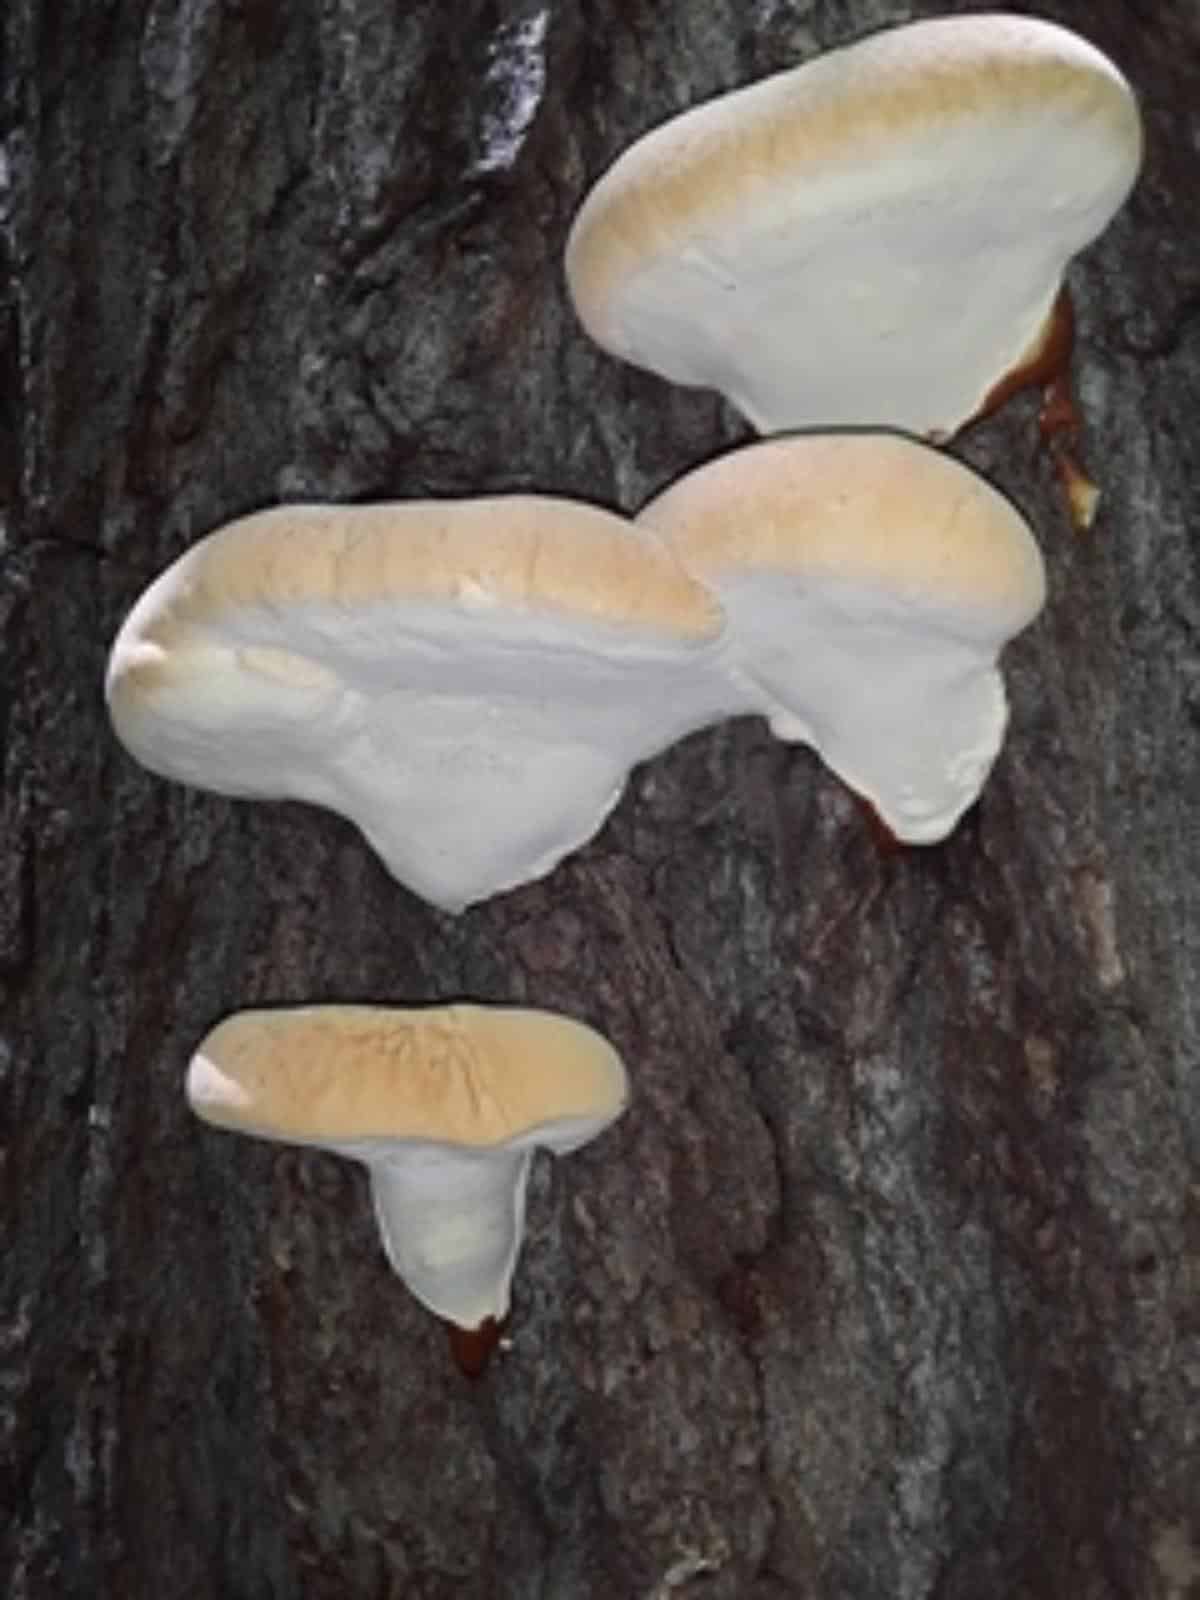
3;1;1198;1595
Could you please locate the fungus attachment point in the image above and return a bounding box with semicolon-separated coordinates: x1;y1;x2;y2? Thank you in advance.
855;794;905;859
444;1315;506;1380
185;1005;629;1364
973;286;1078;422
974;287;1099;532
566;15;1141;441
1038;361;1101;533
637;432;1046;843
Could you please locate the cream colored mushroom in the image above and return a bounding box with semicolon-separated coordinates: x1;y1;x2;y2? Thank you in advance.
106;498;727;911
186;1004;629;1342
636;432;1046;842
566;14;1141;438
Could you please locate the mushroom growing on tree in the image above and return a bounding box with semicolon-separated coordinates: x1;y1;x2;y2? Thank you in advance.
106;497;729;912
186;1003;629;1375
636;431;1046;843
565;13;1141;442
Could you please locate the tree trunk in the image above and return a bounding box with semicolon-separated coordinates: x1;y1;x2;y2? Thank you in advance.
3;3;1197;1596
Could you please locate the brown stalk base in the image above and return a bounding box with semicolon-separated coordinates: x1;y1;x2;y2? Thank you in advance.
971;287;1100;533
1039;370;1101;533
444;1314;505;1379
854;794;905;858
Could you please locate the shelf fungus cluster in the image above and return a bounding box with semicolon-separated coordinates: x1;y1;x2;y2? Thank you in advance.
108;434;1046;895
107;15;1141;1373
186;1004;629;1374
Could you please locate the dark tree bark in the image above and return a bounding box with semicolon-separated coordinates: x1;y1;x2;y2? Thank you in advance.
3;2;1198;1596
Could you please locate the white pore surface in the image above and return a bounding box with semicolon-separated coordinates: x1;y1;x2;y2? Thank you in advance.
108;598;732;911
678;572;1010;843
362;1142;533;1328
349;1107;611;1327
572;28;1140;435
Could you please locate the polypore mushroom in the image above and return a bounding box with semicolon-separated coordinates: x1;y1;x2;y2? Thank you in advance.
106;497;727;911
565;14;1141;439
186;1003;628;1372
636;431;1046;843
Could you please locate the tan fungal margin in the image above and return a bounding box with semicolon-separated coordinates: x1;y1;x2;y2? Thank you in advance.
189;1005;628;1147
121;498;721;675
567;15;1140;332
640;432;1045;631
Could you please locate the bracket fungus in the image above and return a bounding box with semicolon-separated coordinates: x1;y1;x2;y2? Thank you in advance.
106;498;727;912
637;431;1046;843
186;1004;628;1374
565;13;1141;440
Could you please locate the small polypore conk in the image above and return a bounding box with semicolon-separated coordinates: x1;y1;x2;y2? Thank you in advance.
635;431;1047;843
185;1004;629;1339
105;497;729;912
565;13;1142;440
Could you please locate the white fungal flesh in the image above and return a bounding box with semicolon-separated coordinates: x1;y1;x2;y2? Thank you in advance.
185;1005;630;1333
105;500;728;912
709;571;1012;841
355;1099;615;1326
316;607;731;909
360;1141;534;1328
636;432;1046;843
112;600;726;910
566;14;1142;436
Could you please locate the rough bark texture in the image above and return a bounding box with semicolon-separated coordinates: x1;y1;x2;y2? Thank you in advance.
3;2;1198;1596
